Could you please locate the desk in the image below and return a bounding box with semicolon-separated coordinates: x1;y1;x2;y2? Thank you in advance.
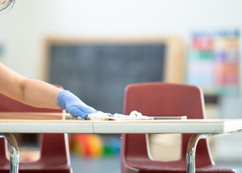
0;112;242;173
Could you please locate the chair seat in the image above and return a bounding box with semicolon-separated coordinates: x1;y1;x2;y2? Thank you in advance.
137;165;236;173
0;169;71;173
125;157;235;171
0;162;72;173
0;152;72;173
20;163;71;170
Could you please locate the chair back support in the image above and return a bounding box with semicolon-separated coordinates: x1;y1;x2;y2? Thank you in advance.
121;82;213;171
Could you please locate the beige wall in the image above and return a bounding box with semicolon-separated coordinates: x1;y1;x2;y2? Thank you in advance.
0;0;241;79
0;0;242;118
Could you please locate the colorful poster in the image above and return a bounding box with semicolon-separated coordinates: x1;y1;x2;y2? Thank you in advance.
187;30;240;94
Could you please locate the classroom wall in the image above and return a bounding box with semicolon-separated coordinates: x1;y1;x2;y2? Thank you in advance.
0;0;242;118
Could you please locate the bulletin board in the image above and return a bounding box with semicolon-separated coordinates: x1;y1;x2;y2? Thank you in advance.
41;36;184;113
187;30;240;95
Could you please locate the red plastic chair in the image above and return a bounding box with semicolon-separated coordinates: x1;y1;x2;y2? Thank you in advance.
0;89;72;173
120;82;235;173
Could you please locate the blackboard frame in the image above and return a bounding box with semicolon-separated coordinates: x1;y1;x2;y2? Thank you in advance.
40;36;185;83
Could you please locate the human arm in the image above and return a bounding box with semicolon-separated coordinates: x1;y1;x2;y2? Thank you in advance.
0;62;61;109
0;63;97;118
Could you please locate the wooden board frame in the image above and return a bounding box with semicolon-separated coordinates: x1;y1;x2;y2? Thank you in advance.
40;36;185;83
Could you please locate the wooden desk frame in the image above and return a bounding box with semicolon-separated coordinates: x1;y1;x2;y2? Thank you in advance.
40;36;185;83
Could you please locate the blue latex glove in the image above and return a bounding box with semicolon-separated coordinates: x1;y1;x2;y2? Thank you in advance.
57;90;97;119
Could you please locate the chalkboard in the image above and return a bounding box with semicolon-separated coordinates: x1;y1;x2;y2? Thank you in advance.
48;43;166;114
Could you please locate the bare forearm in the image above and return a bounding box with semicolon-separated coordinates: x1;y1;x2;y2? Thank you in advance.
0;63;62;109
20;79;62;109
0;63;97;118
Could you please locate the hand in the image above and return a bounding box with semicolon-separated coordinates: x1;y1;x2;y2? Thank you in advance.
57;90;97;119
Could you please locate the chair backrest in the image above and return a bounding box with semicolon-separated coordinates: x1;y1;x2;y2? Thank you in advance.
121;82;213;169
0;87;70;168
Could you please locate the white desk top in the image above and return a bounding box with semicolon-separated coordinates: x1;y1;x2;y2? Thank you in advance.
0;113;242;134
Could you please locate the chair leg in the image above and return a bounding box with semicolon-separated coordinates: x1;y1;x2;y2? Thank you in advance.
0;133;19;173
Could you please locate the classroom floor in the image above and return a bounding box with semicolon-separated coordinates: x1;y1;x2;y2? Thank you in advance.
70;155;120;173
70;132;242;173
70;155;242;173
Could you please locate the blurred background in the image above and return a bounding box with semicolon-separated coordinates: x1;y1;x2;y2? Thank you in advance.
0;0;242;172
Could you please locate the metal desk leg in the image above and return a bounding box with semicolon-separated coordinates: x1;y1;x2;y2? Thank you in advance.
186;134;210;173
186;130;242;173
0;133;19;173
